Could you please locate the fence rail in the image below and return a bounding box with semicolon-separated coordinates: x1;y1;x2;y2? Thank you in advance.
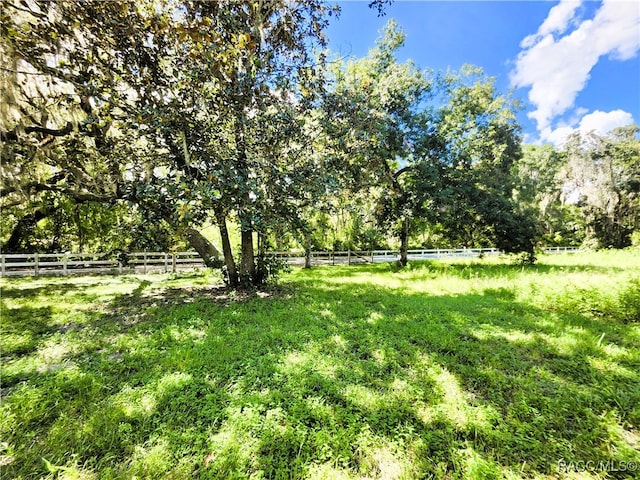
270;248;504;266
0;252;205;277
0;247;581;278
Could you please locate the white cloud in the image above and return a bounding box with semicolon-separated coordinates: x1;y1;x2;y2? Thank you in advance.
543;109;635;145
578;109;634;135
542;125;575;146
510;0;640;134
520;0;582;48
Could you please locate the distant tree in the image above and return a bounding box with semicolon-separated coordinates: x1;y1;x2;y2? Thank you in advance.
514;144;584;246
326;22;536;265
323;20;431;265
562;126;640;248
430;66;537;259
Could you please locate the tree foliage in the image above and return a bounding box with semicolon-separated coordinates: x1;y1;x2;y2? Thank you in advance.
325;23;536;265
1;0;340;285
431;66;536;258
515;126;640;250
4;2;634;284
1;0;151;252
562;127;640;248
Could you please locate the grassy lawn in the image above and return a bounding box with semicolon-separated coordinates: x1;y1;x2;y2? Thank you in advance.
1;251;639;479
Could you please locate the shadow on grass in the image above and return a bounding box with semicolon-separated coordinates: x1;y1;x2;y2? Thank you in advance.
2;269;639;479
1;303;55;358
0;282;96;299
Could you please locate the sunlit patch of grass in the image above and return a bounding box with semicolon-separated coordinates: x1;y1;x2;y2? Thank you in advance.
117;436;174;479
342;384;386;412
588;356;638;378
279;346;340;380
306;462;353;479
416;364;500;433
2;251;639;479
41;458;99;480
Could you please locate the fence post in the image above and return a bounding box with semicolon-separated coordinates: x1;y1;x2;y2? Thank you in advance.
348;250;351;265
164;253;168;273
143;253;147;274
172;253;177;273
1;255;4;277
63;254;68;276
34;253;39;277
371;251;374;263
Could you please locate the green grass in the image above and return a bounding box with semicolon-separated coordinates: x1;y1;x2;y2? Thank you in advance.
1;251;639;479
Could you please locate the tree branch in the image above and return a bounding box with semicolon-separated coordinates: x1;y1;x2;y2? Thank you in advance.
26;122;73;137
1;122;73;142
393;165;414;180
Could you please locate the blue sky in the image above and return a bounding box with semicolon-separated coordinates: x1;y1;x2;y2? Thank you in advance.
326;0;640;144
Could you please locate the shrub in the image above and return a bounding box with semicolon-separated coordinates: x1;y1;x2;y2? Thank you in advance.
254;253;291;287
617;278;640;323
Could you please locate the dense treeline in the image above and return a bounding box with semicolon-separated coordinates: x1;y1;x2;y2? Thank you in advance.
1;1;638;285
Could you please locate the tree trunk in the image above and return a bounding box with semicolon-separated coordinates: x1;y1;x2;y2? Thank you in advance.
240;229;255;286
398;217;409;267
233;95;256;286
184;228;222;268
215;209;238;286
74;204;84;253
301;232;312;269
2;210;47;253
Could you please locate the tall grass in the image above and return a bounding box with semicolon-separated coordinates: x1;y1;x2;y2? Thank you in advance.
1;251;639;479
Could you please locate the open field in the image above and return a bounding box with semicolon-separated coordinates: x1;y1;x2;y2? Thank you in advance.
1;250;639;479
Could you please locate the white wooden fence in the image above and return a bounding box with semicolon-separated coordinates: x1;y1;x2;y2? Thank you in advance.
0;252;205;277
0;247;581;277
271;248;503;266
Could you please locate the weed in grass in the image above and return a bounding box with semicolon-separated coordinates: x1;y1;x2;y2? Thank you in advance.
618;277;640;323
